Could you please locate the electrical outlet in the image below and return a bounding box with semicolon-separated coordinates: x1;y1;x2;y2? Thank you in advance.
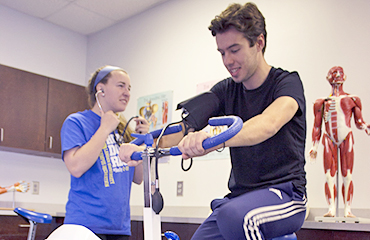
177;181;183;197
32;181;39;195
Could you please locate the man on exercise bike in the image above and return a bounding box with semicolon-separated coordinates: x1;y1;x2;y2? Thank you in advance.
120;2;307;240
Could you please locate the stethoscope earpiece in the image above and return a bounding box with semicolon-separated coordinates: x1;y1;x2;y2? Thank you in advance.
97;89;105;96
95;90;104;112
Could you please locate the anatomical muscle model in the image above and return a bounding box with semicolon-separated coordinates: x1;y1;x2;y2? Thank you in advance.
309;66;370;218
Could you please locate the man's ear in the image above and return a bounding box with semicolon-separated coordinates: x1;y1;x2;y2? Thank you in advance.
255;33;265;52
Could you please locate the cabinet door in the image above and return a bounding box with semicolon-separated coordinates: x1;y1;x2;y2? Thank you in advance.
45;78;89;154
0;65;48;152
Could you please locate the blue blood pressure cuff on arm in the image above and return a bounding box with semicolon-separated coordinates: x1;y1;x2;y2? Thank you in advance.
176;91;221;134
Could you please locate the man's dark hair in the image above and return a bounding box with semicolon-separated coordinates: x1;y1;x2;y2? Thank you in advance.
209;2;267;54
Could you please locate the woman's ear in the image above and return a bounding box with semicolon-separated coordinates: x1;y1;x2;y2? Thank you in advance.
96;83;105;96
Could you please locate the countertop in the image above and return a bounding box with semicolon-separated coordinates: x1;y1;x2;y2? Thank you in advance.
2;202;370;232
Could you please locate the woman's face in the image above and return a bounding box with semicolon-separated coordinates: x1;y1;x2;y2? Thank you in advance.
98;70;131;113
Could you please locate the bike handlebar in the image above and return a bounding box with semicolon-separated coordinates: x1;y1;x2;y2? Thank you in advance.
131;116;243;160
130;124;183;146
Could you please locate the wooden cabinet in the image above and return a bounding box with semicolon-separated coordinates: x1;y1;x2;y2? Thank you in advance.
0;215;62;240
45;78;89;155
0;65;49;153
0;64;89;157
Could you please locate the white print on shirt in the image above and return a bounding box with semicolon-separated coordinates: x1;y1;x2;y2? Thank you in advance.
99;133;130;187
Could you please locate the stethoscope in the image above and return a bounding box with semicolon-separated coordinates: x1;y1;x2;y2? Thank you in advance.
95;89;139;146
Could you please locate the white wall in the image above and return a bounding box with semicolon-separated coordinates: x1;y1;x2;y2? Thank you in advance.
0;5;87;205
0;6;87;85
1;0;370;218
87;0;370;213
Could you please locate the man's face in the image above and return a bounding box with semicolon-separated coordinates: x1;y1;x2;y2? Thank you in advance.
216;27;259;85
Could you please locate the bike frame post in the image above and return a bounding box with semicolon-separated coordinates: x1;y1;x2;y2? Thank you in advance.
142;147;161;240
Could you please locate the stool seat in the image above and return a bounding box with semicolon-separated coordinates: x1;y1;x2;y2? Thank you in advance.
271;233;297;240
14;207;52;224
46;224;100;240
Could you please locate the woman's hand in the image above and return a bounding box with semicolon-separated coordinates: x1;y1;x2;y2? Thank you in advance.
119;143;144;167
100;110;120;135
135;116;149;134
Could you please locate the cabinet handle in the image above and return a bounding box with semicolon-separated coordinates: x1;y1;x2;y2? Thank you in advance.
0;128;3;142
18;224;30;228
49;136;53;149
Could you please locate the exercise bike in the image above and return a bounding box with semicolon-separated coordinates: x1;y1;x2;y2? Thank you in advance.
128;114;297;240
129;115;243;240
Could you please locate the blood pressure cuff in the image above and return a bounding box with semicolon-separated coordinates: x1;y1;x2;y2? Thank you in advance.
176;91;221;132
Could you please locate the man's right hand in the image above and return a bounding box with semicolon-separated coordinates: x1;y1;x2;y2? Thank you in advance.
178;131;211;159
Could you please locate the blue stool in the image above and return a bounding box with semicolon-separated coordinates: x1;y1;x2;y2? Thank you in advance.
14;207;52;240
271;233;297;240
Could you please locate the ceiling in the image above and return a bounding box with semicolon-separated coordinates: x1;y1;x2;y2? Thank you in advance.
0;0;172;35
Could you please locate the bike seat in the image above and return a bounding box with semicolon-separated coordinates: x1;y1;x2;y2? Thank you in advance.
271;233;297;240
163;231;180;240
14;207;52;224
